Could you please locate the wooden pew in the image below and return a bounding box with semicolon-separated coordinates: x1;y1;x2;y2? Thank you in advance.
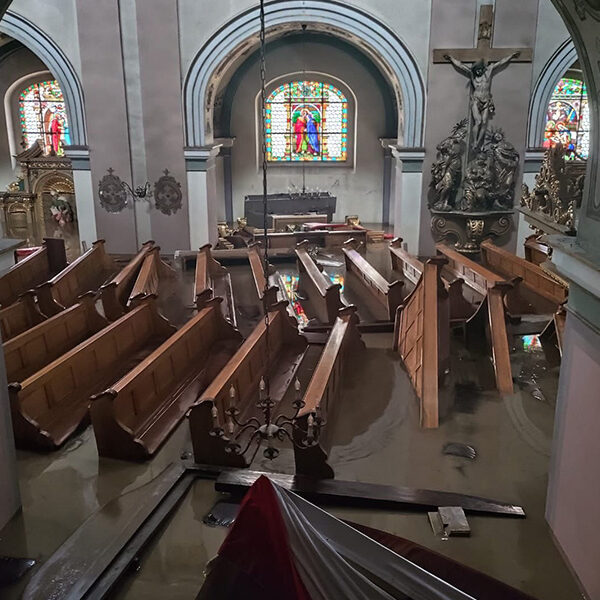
90;298;242;461
343;238;403;321
36;240;116;317
393;258;450;428
540;304;567;366
480;239;567;312
524;234;550;266
194;244;237;327
189;301;307;468
128;247;176;307
4;292;108;384
100;241;154;320
8;297;176;450
296;240;344;325
0;238;66;308
390;238;473;323
247;242;279;309
436;244;514;395
293;306;365;478
0;291;46;341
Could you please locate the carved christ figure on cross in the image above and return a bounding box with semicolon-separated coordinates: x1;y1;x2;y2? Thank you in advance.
444;51;520;150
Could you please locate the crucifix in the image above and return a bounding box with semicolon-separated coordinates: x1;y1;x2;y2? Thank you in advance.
433;5;533;151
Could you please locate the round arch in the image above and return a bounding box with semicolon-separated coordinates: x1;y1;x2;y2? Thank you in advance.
528;38;578;148
183;0;425;148
0;11;87;146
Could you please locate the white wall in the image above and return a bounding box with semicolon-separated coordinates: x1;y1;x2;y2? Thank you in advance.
229;41;391;224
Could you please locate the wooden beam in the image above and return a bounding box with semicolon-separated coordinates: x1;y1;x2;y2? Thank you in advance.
216;470;526;517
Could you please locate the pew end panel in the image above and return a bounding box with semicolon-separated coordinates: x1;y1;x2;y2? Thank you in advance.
128;248;162;307
0;291;46;341
44;237;68;275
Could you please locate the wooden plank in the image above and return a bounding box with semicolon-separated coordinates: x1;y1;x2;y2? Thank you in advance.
215;469;526;517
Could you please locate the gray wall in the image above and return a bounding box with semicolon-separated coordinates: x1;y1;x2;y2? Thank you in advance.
229;40;393;223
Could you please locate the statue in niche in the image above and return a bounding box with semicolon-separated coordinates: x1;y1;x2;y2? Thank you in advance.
428;120;468;211
444;51;520;150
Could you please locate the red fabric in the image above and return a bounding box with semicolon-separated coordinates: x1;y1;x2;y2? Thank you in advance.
216;476;312;600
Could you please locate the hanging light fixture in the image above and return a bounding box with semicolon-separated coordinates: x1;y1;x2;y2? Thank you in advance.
208;0;324;461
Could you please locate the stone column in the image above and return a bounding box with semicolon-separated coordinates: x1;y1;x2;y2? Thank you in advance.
391;146;425;254
185;146;221;249
64;146;97;251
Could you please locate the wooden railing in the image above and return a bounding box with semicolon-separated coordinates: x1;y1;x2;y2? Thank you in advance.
343;238;403;321
189;301;307;467
36;240;115;316
394;258;450;428
0;238;66;308
293;306;364;478
8;297;176;450
248;243;278;309
100;241;154;320
0;291;45;341
90;298;242;461
4;292;108;384
296;240;344;324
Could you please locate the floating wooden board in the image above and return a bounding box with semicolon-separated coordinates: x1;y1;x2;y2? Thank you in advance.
215;470;526;517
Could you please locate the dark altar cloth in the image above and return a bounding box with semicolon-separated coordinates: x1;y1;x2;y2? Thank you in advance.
244;192;336;228
350;521;539;600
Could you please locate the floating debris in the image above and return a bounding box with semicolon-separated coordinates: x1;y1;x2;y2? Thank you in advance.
443;442;477;460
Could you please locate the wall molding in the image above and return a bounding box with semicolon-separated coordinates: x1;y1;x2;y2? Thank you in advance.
0;11;87;145
183;0;425;148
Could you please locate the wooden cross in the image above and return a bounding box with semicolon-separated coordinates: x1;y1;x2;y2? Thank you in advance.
432;5;533;63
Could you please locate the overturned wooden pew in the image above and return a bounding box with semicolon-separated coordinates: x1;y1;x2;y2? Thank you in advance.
100;241;154;320
90;298;242;461
293;306;365;478
248;242;278;309
127;246;175;306
343;238;403;321
8;297;176;450
4;292;108;384
296;240;344;325
0;291;45;341
0;238;66;308
393;258;450;428
480;239;567;314
390;238;473;323
189;301;307;467
436;244;514;395
194;244;236;326
36;240;116;317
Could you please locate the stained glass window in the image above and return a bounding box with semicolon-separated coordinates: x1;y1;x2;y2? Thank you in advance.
543;77;589;160
19;80;71;156
265;80;348;162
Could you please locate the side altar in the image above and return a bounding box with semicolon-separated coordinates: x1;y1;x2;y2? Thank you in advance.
428;5;532;253
244;192;336;231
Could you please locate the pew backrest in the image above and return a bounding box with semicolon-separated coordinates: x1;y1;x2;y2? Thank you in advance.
0;238;66;308
389;237;424;286
101;241;154;320
36;240;115;316
343;238;403;319
129;247;161;306
296;240;343;324
0;291;45;341
248;243;279;308
4;292;108;383
480;240;567;306
194;244;226;304
436;243;503;296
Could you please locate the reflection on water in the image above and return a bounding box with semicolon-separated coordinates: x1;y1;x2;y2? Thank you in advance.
280;272;344;326
522;334;542;352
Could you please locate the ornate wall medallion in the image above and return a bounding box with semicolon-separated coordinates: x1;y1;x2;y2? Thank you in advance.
98;168;127;213
154;169;182;215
